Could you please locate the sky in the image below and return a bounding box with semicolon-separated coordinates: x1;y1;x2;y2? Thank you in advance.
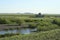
0;0;60;14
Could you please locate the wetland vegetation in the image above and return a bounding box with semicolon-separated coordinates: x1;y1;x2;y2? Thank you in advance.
0;13;60;40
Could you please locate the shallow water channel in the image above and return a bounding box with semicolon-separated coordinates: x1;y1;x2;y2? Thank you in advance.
0;28;37;35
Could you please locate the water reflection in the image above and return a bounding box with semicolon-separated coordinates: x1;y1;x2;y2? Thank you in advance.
0;28;37;35
20;28;31;34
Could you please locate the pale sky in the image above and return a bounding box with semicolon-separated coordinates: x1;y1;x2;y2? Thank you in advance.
0;0;60;14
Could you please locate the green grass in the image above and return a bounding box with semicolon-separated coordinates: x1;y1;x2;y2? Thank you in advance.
0;15;60;31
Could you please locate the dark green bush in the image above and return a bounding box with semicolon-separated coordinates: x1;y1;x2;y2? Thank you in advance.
52;18;60;26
